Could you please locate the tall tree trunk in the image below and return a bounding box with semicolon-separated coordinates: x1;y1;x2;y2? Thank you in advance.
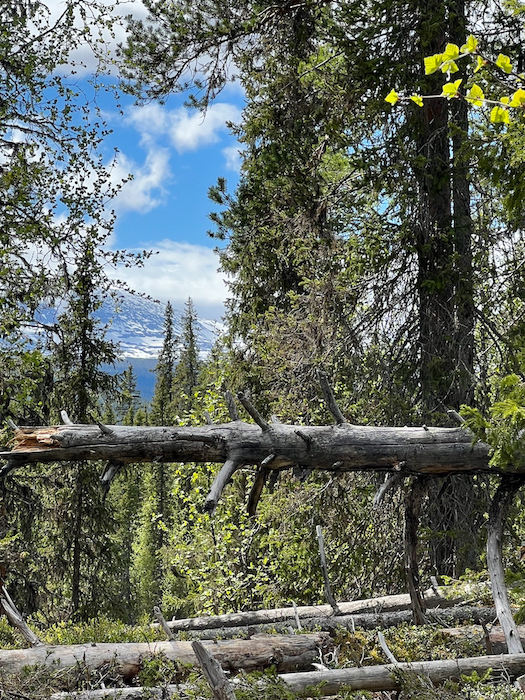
411;0;478;579
71;467;83;615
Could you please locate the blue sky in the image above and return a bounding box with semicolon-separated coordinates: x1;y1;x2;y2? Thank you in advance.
102;87;243;320
52;0;244;321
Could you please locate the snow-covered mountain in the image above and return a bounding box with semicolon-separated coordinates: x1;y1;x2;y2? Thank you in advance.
98;290;224;360
34;291;225;400
36;289;224;360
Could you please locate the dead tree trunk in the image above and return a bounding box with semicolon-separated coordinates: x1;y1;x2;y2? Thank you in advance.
487;475;525;654
404;476;429;625
159;588;459;633
280;654;525;694
0;633;328;678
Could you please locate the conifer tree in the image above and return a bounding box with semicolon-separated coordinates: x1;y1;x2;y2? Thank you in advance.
150;302;178;426
116;365;142;425
46;237;123;619
133;302;178;614
172;298;202;415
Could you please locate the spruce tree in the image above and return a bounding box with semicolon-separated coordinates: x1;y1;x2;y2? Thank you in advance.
46;237;123;619
150;302;178;426
172;298;202;415
133;302;178;614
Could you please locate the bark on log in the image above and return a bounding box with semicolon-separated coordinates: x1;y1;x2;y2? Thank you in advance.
279;654;525;694
1;422;495;476
51;690;179;699
160;607;497;640
45;649;525;700
161;588;459;633
442;625;525;654
0;633;328;678
404;476;429;625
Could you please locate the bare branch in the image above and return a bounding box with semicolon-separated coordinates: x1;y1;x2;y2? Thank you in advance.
317;371;347;424
237;392;270;431
204;458;243;514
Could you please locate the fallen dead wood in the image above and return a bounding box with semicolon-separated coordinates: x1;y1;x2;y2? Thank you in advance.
161;588;460;633
0;633;328;678
442;625;525;654
192;639;236;700
50;690;182;699
166;606;497;640
2;421;493;478
280;654;525;694
48;652;525;699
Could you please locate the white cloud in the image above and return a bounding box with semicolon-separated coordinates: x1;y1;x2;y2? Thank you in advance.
222;145;242;172
126;102;241;154
114;240;229;320
168;103;241;152
45;0;148;76
109;147;171;214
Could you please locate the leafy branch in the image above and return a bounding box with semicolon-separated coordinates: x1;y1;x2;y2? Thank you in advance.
386;35;525;124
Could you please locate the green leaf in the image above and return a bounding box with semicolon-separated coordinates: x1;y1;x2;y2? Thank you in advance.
441;79;462;99
442;43;460;61
460;35;478;53
474;56;486;73
424;54;443;75
490;104;510;124
441;60;459;74
510;88;525;107
496;53;513;74
465;84;484;106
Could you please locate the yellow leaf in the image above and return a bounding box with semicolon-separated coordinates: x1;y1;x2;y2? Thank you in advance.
501;96;510;105
496;53;513;74
410;95;424;106
466;84;484;106
490;105;510;124
424;54;443;75
385;89;400;105
442;43;460;61
510;88;525;107
474;56;485;73
460;35;478;53
441;79;463;99
441;60;459;74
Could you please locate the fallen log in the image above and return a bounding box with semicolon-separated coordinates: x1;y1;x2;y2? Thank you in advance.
0;633;328;678
442;625;525;654
49;653;525;698
2;421;493;478
165;606;497;640
50;690;181;699
279;654;525;694
161;588;460;633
